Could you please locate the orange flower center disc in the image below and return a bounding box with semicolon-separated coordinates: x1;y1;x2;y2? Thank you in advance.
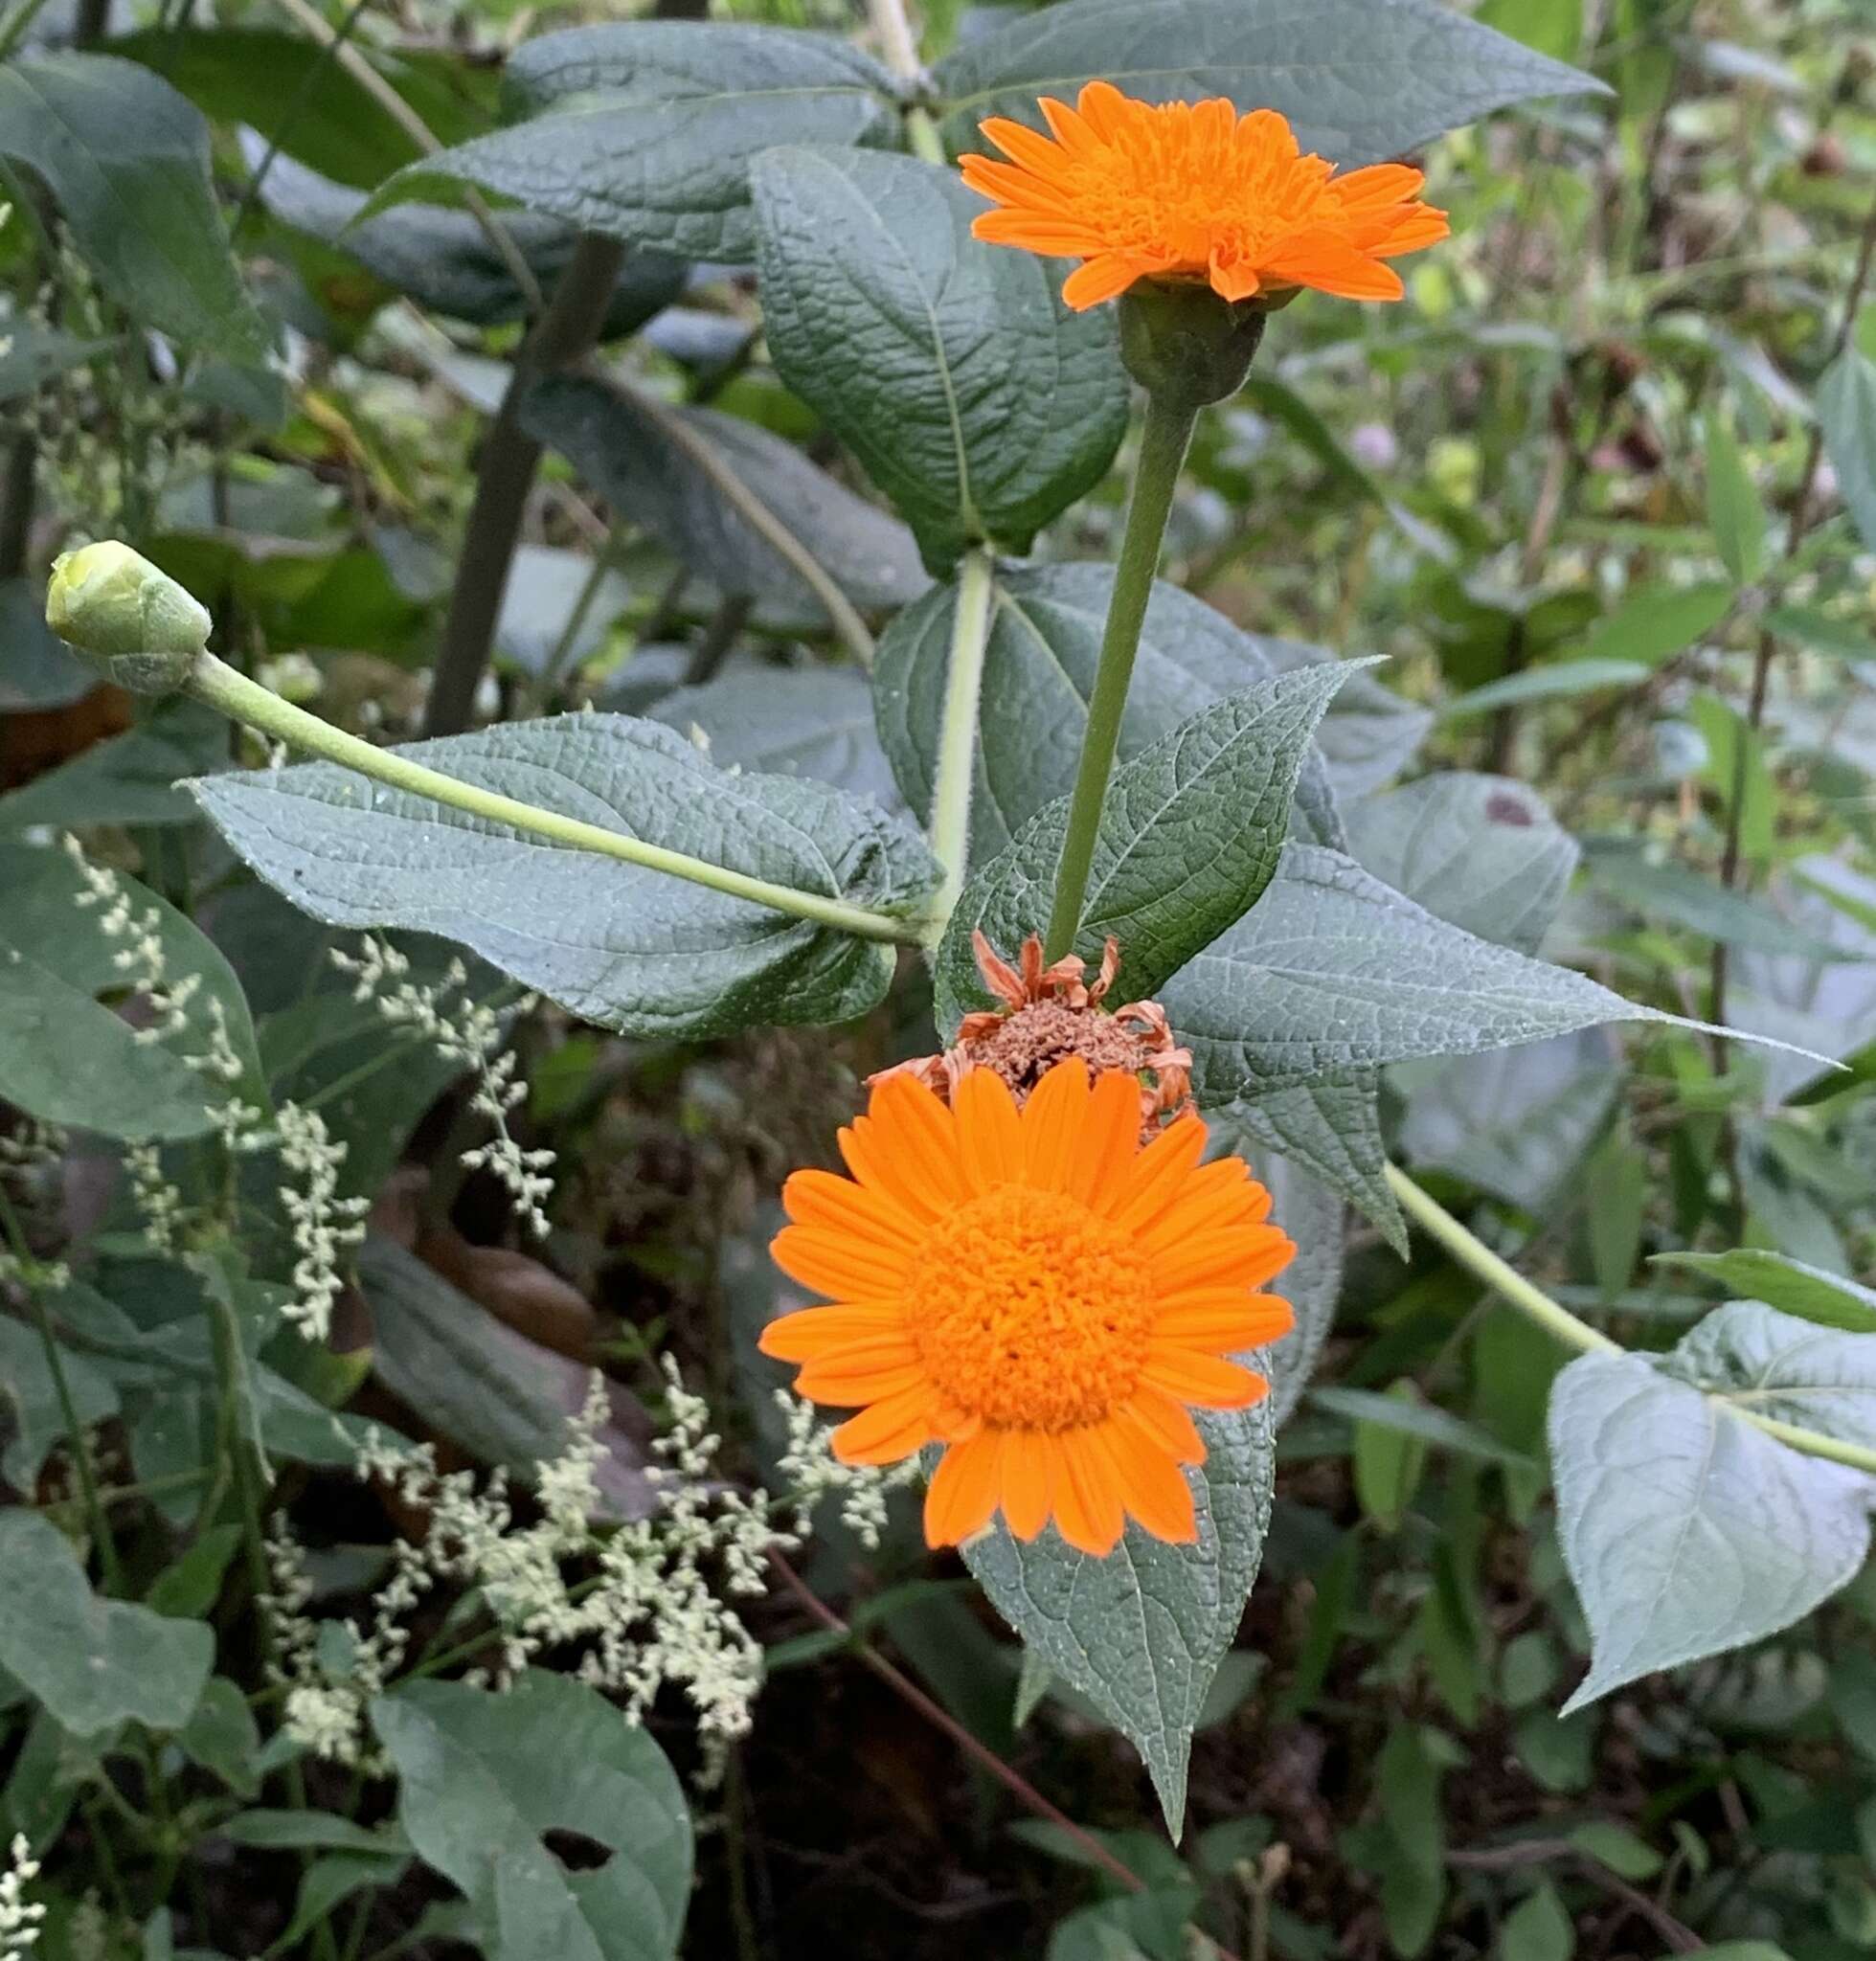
907;1185;1155;1432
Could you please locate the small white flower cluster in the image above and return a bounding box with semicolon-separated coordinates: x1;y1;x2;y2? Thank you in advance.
267;1364;801;1787
274;1105;370;1342
62;834;200;1045
0;1835;45;1961
123;1143;186;1254
775;1390;919;1550
329;937;555;1236
188;998;264;1148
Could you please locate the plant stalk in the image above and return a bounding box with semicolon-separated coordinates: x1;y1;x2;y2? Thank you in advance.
926;544;995;930
1043;389;1196;960
185;652;921;944
424;232;625;737
1385;1162;1876;1476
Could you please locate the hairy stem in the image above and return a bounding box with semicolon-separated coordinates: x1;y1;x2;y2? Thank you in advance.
425;233;625;736
1386;1162;1876;1476
1044;389;1196;960
185;652;922;943
926;544;995;930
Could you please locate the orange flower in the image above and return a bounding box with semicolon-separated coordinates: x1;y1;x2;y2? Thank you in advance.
760;1062;1296;1557
960;82;1450;311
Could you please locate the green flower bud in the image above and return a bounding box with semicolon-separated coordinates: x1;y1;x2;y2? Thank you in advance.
45;541;211;694
1117;280;1287;413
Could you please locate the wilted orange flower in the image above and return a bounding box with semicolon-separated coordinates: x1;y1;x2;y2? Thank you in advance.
760;1062;1296;1557
961;82;1450;311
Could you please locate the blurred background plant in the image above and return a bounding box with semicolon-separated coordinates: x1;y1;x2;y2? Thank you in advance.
1;0;1874;1955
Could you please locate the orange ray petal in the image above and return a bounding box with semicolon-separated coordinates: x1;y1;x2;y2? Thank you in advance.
953;1066;1026;1193
1020;1056;1090;1187
1063;1069;1143;1212
1120;1387;1207;1464
1053;1427;1125;1555
782;1165;922;1250
1060;253;1151;310
771;1223;911;1302
838;1115;945;1226
1141;1348;1267;1409
793;1357;927;1406
924;1432;1004;1546
1264;234;1405;302
832;1388;937;1466
1152;1292;1296;1350
757;1302;904;1363
1001;1430;1056;1539
1108;1419;1198;1542
1106;1114;1208;1230
870;1071;970;1206
1152;1224;1295;1294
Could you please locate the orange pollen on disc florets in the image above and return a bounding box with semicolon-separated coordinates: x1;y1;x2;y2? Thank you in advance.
905;1183;1154;1432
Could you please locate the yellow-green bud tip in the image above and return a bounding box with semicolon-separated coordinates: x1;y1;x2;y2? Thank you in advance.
46;541;211;693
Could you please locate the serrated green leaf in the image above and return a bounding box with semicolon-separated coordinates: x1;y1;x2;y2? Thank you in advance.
1704;417;1767;585
523;373;926;625
188;713;939;1042
1549;1305;1876;1712
0;53;267;362
650;667;901;808
929;0;1607;164
873;562;1345;867
937;664;1356;1022
1819;345;1876;554
751;146;1126;568
0;1512;212;1738
1160;844;1706;1112
373;1672;691;1961
1651;1251;1876;1334
963;1391;1274;1834
1345;774;1577;958
253;148;685;333
364;23;899;262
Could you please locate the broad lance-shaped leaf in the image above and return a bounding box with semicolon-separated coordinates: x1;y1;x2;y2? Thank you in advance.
1652;1251;1876;1335
964;1391;1274;1834
1550;1301;1876;1713
188;712;940;1042
1818;344;1876;555
1159;842;1808;1111
247;145;685;334
0;53;268;362
928;0;1609;161
361;23;900;263
751;147;1127;570
937;663;1359;1024
523;373;927;625
373;1672;691;1960
0;1512;212;1737
874;561;1345;866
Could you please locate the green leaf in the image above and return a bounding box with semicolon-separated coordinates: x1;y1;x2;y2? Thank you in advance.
275;1852;411;1954
146;1525;243;1619
937;664;1357;1021
221;1811;413;1855
1704;417;1767;585
750;146;1127;568
1576;580;1732;668
176;1677;261;1797
1159;844;1713;1114
1650;1251;1876;1334
1213;1073;1402;1254
0;698;229;830
1763;605;1876;664
1587;852;1854;963
873;562;1345;867
1313;1386;1535;1470
0;53;267;362
364;23;899;262
650;667;900;808
929;0;1607;165
1440;659;1649;718
0;944;224;1141
523;373;926;626
0;580;91;710
188;712;939;1042
1345;774;1577;958
1351;1384;1430;1531
963;1391;1274;1833
1567;1820;1661;1881
1549;1304;1876;1712
1370;1723;1449;1956
0;1512;213;1737
1818;345;1876;553
0;1318;119;1488
252;148;684;333
355;1236;655;1520
0;317;116;407
1498;1881;1572;1961
372;1671;691;1961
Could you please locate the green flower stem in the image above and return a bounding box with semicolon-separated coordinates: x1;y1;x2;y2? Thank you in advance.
1043;388;1198;961
1385;1162;1876;1477
926;544;995;933
905;109;946;167
184;653;923;946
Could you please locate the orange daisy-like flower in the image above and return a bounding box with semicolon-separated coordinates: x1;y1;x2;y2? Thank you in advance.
760;1062;1296;1557
961;81;1451;312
